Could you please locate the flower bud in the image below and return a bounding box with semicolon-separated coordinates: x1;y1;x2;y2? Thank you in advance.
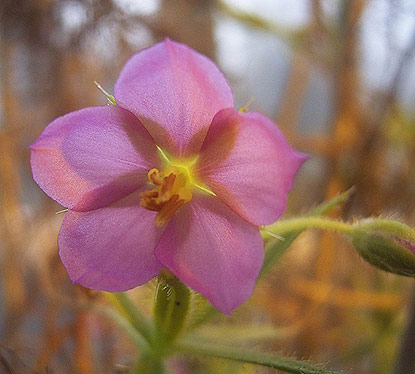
351;219;415;277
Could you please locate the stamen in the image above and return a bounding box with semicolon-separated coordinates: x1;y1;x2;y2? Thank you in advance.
140;166;192;226
155;194;185;227
162;173;176;196
148;168;164;185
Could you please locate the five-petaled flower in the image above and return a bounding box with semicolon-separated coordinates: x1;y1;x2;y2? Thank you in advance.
30;39;307;314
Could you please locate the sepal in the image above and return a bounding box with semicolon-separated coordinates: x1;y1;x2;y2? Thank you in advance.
351;219;415;277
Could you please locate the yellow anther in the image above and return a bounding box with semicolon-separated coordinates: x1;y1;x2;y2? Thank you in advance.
147;168;163;185
140;166;193;226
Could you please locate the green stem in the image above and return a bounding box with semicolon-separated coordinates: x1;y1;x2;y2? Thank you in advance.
153;271;191;353
175;338;341;374
264;216;353;238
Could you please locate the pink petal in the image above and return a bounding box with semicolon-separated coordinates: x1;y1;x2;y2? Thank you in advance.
114;38;234;157
58;191;164;291
154;193;264;314
30;106;160;211
197;109;307;226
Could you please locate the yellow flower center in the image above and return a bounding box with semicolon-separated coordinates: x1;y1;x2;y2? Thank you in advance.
140;166;192;227
140;147;214;226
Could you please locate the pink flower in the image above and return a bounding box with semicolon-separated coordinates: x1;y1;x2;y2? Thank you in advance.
30;39;306;314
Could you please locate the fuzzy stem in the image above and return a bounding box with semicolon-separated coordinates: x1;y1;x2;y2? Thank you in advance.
153;271;191;354
175;337;341;374
264;216;353;238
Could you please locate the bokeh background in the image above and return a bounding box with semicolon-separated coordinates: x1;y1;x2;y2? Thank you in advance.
1;0;415;373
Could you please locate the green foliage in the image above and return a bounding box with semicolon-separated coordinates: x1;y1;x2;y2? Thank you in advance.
175;337;342;374
260;188;354;278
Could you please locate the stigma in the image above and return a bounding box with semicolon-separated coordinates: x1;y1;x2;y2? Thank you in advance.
140;166;193;227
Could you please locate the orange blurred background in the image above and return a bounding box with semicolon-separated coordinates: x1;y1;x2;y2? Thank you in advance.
1;1;415;373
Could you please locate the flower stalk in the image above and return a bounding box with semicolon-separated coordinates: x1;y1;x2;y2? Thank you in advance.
264;215;415;277
264;216;353;238
153;270;191;354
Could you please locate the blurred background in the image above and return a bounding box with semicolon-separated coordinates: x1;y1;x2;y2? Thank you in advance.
1;0;415;373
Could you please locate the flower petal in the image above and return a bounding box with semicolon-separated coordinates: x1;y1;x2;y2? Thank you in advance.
154;193;264;314
30;106;160;211
58;191;164;291
114;38;234;157
197;109;308;226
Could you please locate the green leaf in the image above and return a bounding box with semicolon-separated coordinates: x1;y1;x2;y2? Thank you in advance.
106;292;154;344
95;304;151;352
304;187;355;216
195;324;288;344
175;337;342;374
259;188;354;279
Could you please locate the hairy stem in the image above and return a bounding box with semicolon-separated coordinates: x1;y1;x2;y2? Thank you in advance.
264;216;353;238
